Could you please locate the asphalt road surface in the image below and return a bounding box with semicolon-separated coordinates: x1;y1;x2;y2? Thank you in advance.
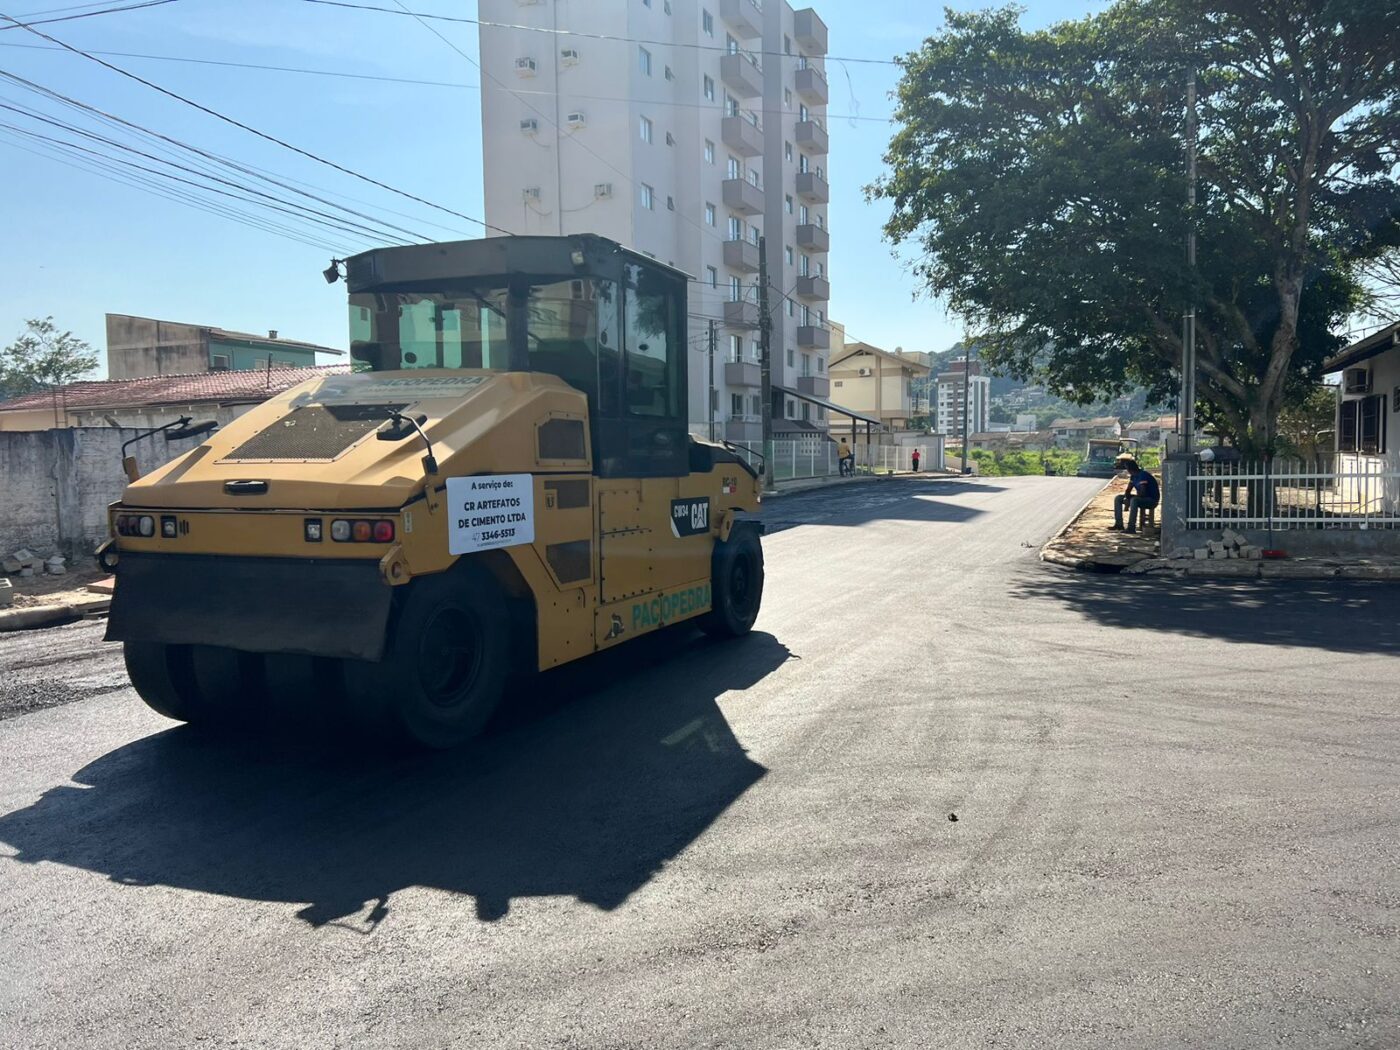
2;475;1397;1049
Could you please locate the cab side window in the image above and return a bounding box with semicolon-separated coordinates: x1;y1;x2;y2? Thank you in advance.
623;263;679;419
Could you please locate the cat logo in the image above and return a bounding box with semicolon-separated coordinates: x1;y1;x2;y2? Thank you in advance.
604;614;625;640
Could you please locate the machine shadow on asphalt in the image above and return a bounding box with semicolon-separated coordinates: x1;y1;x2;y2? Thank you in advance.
0;628;788;927
1012;573;1400;654
761;479;999;535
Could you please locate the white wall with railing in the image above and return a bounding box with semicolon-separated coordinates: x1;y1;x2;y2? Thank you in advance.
1185;454;1400;530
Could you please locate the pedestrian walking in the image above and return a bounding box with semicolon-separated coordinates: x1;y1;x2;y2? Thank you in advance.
911;449;921;472
837;438;854;476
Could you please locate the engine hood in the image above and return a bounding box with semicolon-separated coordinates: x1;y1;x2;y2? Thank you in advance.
122;369;589;510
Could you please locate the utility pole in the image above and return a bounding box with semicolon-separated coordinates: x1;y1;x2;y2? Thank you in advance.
1180;67;1198;454
758;236;774;490
707;319;717;442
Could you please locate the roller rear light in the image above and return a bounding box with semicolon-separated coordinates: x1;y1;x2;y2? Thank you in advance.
329;519;395;543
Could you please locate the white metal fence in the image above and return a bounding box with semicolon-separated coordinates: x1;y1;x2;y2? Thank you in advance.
724;439;946;482
1186;455;1400;530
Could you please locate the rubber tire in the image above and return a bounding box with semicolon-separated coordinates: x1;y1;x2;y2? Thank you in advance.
344;566;512;750
700;527;764;638
124;641;199;723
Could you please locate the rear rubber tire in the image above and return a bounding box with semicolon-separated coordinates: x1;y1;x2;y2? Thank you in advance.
343;566;512;750
124;641;198;723
700;527;764;638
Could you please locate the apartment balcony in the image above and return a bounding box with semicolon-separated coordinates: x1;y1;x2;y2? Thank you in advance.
723;177;764;215
720;0;762;39
797;375;830;399
796;223;829;252
795;170;829;203
796;274;830;301
720;52;764;98
725;360;761;387
723;238;761;272
795;66;829;105
793;8;828;55
795;120;828;155
721;114;763;157
797;325;830;349
725;418;763;442
724;299;759;327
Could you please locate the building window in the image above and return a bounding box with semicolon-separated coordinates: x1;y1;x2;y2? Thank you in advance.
785;195;794;215
802;352;812;376
785;246;794;266
818;357;825;374
725;93;740;118
639;116;653;143
640;47;652;75
729;335;742;362
784;88;792;107
729;275;742;301
727;155;741;179
784;34;791;54
786;298;795;317
705;202;716;225
799;154;810;174
702;9;714;35
703;75;715;101
799;104;809;122
726;33;739;55
728;216;742;240
751;339;761;360
799;204;809;224
1340;395;1387;454
818;405;826;421
786;398;796;419
784;141;793;162
706;265;718;287
802;401;811;421
704;139;715;164
640;183;654;209
786;347;795;367
751;394;762;415
731;392;743;415
746;166;760;188
799;254;810;276
748;222;761;245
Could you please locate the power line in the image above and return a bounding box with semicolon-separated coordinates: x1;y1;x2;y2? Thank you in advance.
0;13;517;236
0;101;421;245
0;0;180;31
0;41;897;123
0;128;354;254
300;0;901;66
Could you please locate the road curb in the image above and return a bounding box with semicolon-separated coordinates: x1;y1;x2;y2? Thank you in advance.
1038;479;1114;572
0;598;111;633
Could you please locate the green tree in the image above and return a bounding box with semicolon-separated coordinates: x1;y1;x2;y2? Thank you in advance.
1;317;98;401
871;0;1400;454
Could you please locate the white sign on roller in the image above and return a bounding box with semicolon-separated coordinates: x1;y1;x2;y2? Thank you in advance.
447;474;535;555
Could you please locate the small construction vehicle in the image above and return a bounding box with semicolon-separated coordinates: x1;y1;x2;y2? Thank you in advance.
100;235;764;748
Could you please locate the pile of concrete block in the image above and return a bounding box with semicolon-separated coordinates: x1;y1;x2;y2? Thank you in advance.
1166;529;1262;562
1;548;66;578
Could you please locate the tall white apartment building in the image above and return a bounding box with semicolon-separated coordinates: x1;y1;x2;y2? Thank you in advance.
478;0;832;439
935;360;991;439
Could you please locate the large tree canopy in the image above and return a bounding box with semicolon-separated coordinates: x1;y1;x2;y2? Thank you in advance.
0;317;98;402
872;0;1400;452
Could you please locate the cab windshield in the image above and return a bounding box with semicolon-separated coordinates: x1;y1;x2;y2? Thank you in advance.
349;284;510;372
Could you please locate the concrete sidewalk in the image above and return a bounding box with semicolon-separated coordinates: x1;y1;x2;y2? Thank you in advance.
1042;477;1400;580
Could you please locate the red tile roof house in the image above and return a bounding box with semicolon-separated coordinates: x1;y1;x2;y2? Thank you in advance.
0;365;350;432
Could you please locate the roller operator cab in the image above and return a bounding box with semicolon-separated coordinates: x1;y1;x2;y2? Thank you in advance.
102;235;765;748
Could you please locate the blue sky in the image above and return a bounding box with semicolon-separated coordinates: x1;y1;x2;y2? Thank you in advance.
0;0;1105;375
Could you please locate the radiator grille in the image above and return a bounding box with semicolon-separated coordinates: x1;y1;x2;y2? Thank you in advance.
223;403;407;462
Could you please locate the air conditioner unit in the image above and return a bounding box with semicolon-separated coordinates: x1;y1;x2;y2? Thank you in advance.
594;182;613;199
522;186;542;201
514;57;537;76
519;118;538;133
1344;366;1371;394
210;354;230;371
565;111;586;129
858;367;872;377
560;48;580;65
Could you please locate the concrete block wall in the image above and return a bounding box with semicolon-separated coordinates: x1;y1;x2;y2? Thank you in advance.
1;427;183;559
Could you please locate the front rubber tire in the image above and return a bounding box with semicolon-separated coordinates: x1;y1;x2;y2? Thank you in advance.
343;566;512;750
124;641;198;722
701;527;764;638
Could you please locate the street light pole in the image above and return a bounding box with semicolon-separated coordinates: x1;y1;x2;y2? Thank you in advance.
1181;66;1198;454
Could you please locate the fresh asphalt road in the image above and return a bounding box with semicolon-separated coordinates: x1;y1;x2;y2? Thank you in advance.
1;475;1397;1049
